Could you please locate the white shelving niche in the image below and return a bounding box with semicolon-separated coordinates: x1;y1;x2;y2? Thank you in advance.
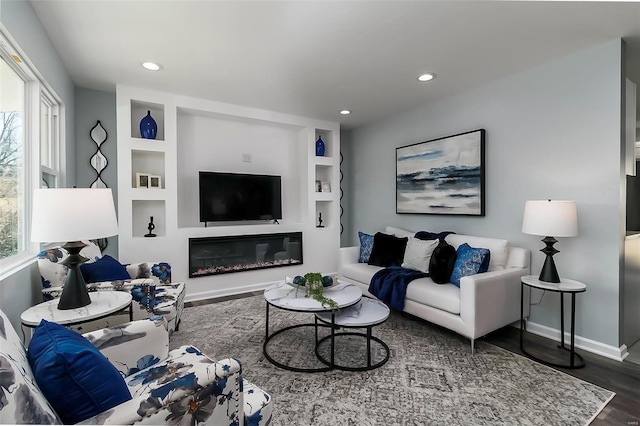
117;85;340;302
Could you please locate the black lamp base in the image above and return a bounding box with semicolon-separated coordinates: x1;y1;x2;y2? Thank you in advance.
58;241;91;310
539;236;561;283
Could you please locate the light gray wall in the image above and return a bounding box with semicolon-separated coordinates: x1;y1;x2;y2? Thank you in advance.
0;0;76;329
340;129;351;247
345;40;623;347
75;88;118;258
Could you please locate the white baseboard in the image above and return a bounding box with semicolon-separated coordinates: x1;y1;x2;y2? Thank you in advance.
184;281;277;304
522;320;629;362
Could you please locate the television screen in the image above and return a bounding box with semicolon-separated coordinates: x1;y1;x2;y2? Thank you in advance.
199;172;282;222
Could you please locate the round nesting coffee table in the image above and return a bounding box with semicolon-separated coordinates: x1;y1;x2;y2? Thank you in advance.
263;280;362;373
315;297;390;371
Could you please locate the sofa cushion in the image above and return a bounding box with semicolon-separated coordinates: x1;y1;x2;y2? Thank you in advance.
358;231;375;263
445;234;509;271
401;238;439;273
368;232;408;267
406;278;461;314
341;262;384;286
80;254;131;283
0;311;61;425
384;226;414;238
449;243;491;287
428;240;457;284
27;320;132;424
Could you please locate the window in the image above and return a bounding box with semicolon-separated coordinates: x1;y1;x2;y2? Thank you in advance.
40;91;60;188
0;31;64;270
0;55;25;260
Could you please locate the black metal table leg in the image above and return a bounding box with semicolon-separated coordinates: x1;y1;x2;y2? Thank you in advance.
559;292;565;349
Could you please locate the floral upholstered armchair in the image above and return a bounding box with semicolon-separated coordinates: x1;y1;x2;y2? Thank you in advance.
0;310;272;425
37;241;185;334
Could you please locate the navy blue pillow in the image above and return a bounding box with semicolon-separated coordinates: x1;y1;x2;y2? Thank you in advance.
27;320;131;424
80;254;130;283
415;230;455;242
428;240;457;284
449;243;491;287
367;232;408;267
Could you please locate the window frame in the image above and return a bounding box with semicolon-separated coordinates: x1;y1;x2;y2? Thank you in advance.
0;28;65;278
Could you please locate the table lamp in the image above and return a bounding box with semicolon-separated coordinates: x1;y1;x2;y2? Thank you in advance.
522;200;578;283
31;188;119;310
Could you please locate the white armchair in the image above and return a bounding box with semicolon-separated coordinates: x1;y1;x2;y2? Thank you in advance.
0;310;272;425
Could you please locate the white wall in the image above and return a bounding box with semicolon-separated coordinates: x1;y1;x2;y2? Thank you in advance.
177;113;303;228
345;40;623;348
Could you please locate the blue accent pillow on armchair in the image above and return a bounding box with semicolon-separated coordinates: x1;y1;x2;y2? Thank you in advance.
80;254;130;283
449;243;491;287
358;232;374;263
27;320;131;424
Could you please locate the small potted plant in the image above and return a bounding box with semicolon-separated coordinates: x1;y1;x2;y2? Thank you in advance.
293;272;338;310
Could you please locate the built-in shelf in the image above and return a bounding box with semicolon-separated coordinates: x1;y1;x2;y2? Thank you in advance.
132;200;166;238
118;85;340;296
131;99;165;141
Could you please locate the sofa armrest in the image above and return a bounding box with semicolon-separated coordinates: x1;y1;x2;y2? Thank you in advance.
77;355;244;426
83;316;169;377
339;246;360;271
125;261;172;284
459;266;531;338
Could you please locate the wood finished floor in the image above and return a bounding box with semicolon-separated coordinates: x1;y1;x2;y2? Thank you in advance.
186;294;640;425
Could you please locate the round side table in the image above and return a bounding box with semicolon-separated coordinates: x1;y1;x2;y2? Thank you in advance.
520;275;586;369
21;292;133;341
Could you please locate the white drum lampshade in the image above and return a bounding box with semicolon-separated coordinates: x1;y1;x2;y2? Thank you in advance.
522;200;578;283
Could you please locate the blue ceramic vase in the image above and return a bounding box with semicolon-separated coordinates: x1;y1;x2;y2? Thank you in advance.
315;135;325;156
140;110;157;139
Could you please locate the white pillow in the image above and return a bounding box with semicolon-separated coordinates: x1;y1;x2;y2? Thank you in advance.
401;237;439;273
384;226;414;239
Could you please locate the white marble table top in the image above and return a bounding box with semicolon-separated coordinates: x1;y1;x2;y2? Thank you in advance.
316;297;390;327
264;280;362;312
521;275;586;293
21;291;132;327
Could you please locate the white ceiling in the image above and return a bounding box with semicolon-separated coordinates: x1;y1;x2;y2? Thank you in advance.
29;0;640;130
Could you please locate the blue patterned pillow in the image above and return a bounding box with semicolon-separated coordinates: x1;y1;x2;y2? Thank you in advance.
449;243;491;287
358;232;374;263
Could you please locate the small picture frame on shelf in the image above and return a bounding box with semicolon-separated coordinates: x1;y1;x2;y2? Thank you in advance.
321;181;331;193
136;172;150;188
149;175;162;189
316;180;322;192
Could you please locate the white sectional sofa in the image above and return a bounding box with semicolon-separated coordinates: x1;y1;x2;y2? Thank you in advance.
339;227;531;353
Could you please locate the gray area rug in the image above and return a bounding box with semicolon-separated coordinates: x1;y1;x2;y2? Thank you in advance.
169;295;614;425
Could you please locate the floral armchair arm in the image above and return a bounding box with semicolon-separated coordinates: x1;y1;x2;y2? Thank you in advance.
83;316;169;377
125;261;172;284
77;353;245;426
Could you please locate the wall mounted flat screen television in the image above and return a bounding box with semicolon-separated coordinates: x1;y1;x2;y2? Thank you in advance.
199;171;282;223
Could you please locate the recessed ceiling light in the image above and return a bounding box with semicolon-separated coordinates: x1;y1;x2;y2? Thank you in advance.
339;109;351;115
142;62;162;71
417;73;436;82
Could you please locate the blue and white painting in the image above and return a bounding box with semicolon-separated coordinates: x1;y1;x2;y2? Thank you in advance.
396;129;485;216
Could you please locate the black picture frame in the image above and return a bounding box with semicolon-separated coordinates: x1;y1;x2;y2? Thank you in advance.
396;129;485;216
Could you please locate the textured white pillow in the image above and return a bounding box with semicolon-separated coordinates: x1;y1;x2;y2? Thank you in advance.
401;238;439;273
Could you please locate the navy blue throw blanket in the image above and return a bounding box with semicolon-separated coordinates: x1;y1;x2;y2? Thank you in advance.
368;266;428;311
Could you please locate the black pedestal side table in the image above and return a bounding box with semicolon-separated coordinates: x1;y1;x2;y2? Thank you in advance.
520;274;586;369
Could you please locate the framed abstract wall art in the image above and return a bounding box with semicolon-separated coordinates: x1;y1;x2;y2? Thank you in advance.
396;129;485;216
